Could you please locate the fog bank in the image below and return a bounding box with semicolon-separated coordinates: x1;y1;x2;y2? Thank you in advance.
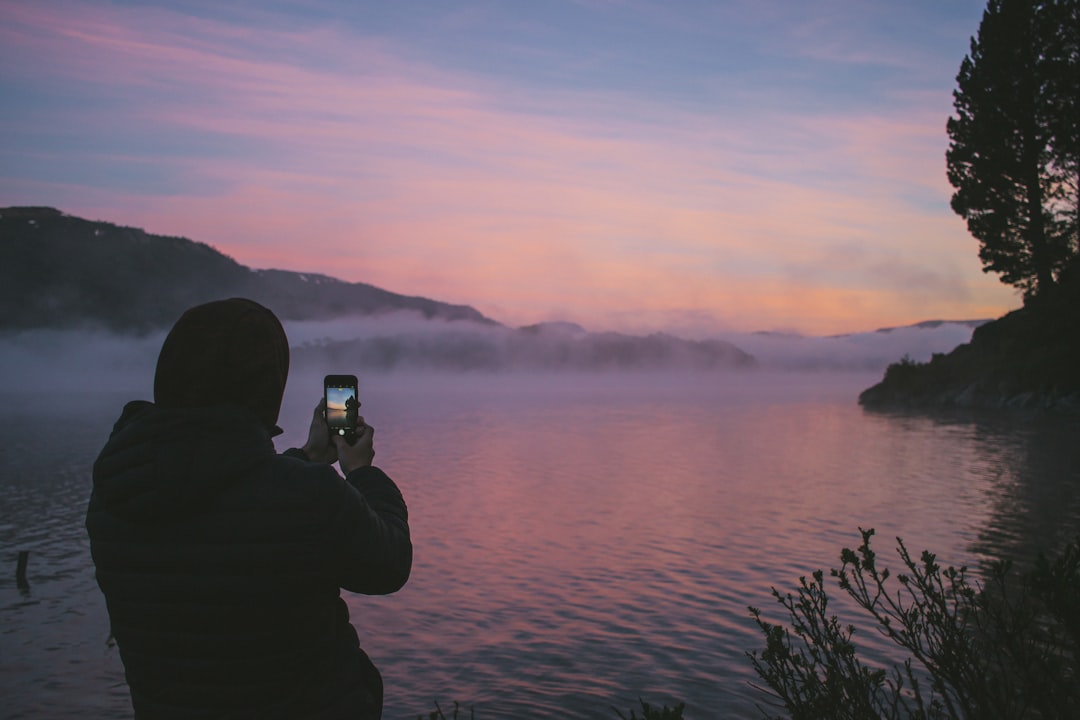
0;313;979;394
719;322;979;372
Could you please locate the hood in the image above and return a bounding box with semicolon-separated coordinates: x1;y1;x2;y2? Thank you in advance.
154;298;289;436
91;400;274;522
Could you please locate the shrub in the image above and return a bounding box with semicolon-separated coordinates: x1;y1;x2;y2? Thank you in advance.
418;700;473;720
881;354;922;386
614;699;687;719
417;697;686;719
748;528;1079;719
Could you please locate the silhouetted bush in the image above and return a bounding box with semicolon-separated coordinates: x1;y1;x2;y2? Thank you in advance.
418;700;473;720
748;528;1080;719
417;697;686;719
614;699;687;719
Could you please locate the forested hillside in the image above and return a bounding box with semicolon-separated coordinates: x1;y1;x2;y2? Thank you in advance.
0;207;493;332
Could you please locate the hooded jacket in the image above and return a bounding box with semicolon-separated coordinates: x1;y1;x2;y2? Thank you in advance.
86;299;411;719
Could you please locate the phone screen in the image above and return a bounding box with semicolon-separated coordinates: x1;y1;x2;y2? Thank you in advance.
324;374;359;435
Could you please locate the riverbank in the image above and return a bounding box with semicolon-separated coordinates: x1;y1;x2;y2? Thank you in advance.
859;273;1080;413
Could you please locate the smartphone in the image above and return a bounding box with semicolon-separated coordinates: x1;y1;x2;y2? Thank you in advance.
324;374;359;437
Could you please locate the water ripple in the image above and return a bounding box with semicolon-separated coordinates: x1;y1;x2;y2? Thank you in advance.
2;383;1079;719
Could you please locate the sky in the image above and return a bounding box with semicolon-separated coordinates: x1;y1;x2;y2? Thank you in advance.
0;0;1021;336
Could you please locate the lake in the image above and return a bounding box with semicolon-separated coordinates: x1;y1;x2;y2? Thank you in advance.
2;370;1078;719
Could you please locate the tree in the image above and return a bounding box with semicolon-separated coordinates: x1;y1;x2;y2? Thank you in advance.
946;0;1080;299
1041;0;1080;274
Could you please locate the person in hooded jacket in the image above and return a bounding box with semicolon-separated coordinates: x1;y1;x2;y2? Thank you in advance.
86;298;411;719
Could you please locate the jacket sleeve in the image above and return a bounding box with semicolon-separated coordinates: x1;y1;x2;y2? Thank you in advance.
331;465;412;595
282;447;308;460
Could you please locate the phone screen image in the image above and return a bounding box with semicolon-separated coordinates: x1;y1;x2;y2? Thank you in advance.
324;375;359;434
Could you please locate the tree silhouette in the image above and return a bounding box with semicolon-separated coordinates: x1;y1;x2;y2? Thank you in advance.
946;0;1079;299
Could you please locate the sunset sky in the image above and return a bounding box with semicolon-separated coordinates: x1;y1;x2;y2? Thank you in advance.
0;0;1021;336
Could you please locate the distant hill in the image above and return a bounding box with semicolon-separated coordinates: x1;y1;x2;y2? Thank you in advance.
721;320;988;372
0;207;758;372
0;206;494;332
293;321;756;372
827;318;991;338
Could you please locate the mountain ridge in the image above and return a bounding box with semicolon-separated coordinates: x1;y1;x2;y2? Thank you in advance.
0;206;495;332
0;207;758;372
2;206;998;375
1;206;994;341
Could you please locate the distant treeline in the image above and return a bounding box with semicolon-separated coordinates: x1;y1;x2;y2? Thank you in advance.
293;324;755;372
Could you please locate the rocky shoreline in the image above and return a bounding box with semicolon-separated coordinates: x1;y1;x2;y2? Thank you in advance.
859;375;1080;414
859;274;1080;415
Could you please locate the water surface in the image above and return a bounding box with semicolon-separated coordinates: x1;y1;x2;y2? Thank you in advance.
2;371;1078;718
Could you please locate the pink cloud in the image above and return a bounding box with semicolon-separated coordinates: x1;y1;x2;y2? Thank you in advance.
2;0;1018;335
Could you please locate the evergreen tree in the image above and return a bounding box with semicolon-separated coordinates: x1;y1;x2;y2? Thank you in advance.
946;0;1079;298
1041;0;1080;274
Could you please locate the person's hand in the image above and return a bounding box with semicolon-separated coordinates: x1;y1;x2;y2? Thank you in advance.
301;398;338;465
334;417;374;475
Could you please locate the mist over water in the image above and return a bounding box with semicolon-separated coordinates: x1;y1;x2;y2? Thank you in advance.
3;316;1075;718
0;328;164;394
0;313;980;393
719;322;980;371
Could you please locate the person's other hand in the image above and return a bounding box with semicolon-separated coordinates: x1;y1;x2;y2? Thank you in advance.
302;398;338;465
334;417;374;475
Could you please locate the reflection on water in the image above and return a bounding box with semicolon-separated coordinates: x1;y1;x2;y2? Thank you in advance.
859;405;1080;570
0;393;131;719
1;374;1078;718
969;413;1080;565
